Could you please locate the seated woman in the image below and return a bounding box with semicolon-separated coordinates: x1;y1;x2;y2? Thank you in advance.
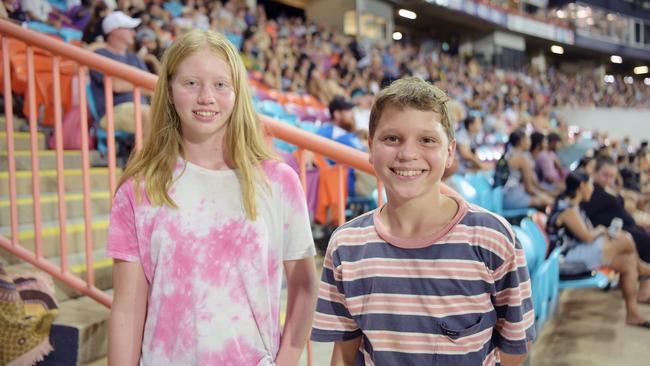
547;170;650;329
583;157;650;263
502;129;554;210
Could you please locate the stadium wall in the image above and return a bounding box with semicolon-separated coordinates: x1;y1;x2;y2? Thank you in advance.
556;107;650;143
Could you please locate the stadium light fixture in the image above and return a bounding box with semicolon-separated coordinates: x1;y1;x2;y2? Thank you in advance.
645;78;650;86
610;55;623;64
604;75;615;83
624;76;634;84
398;9;417;19
550;45;564;54
634;66;649;75
393;32;403;40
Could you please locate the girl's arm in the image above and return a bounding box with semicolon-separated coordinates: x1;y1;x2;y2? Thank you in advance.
108;259;149;366
275;256;318;366
560;208;606;244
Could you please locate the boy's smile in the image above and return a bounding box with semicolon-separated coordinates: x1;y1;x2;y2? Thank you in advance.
369;106;455;204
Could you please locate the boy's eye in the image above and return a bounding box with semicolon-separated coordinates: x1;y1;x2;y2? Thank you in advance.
422;137;437;144
381;135;399;143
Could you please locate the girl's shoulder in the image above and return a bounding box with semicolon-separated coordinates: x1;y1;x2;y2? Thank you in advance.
261;159;298;182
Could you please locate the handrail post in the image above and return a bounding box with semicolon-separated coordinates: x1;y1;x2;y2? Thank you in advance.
2;36;19;245
52;55;69;272
26;46;43;258
79;67;95;287
104;76;117;197
134;87;143;150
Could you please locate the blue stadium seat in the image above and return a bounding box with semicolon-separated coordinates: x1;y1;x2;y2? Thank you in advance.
86;83;133;155
513;226;547;331
491;186;535;219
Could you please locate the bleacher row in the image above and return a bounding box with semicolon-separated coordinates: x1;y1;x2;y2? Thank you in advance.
450;171;611;333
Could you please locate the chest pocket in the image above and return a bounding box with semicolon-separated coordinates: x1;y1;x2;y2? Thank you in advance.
433;311;497;366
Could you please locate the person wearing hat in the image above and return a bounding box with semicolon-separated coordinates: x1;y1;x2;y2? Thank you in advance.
317;96;358;143
89;10;150;138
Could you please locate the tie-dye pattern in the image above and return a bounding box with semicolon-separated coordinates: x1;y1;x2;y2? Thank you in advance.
107;159;315;365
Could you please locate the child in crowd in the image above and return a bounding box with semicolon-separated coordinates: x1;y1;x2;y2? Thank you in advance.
311;77;536;365
106;29;317;365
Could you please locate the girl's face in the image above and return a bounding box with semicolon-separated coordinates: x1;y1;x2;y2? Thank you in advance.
171;49;236;144
579;178;594;202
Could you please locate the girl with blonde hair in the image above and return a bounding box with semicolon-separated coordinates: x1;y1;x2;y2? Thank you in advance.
106;29;317;365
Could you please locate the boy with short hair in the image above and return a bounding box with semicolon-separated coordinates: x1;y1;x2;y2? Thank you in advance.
311;77;535;365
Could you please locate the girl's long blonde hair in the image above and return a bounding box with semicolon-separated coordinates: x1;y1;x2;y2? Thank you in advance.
118;29;276;219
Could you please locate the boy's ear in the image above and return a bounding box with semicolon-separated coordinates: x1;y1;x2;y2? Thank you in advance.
446;139;457;168
367;136;374;163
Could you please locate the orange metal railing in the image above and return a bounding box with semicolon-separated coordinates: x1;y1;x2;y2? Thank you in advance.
0;19;386;363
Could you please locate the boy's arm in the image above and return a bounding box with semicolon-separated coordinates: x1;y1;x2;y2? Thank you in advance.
331;336;362;366
492;227;536;360
275;256;318;366
108;260;149;366
499;341;532;366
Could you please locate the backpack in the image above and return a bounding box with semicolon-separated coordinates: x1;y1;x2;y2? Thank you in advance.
493;154;510;187
47;107;96;150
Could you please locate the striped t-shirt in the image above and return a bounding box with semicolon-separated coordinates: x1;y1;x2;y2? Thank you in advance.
311;196;536;365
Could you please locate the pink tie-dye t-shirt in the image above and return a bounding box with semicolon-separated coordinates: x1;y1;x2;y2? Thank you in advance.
107;159;315;365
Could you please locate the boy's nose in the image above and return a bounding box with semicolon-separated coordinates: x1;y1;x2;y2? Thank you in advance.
396;148;418;160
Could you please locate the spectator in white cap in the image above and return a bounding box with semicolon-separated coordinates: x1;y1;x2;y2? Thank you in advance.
89;10;150;142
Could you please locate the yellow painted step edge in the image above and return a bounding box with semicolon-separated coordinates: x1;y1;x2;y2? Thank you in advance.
0;191;111;207
70;257;113;273
0;168;112;179
0;131;42;139
0;150;89;157
11;219;109;241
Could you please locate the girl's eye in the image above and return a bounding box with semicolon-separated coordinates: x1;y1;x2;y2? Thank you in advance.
184;80;197;87
216;81;229;90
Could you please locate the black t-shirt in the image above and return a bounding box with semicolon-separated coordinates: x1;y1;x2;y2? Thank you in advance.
581;184;636;228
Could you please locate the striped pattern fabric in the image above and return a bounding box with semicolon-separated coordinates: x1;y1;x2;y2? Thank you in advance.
311;199;536;365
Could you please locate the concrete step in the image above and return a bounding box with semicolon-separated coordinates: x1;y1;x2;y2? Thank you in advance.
0;131;46;151
1;188;111;224
0;191;111;224
3;248;113;303
0;150;103;171
0;215;110;264
41;293;112;365
0;115;28;131
0;168;121;196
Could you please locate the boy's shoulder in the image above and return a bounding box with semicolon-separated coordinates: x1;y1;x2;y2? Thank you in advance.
328;210;377;249
458;203;515;242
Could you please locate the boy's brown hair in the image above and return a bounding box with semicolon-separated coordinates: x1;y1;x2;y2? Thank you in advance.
368;77;455;142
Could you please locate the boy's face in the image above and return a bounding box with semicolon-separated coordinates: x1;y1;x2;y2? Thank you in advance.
368;106;455;204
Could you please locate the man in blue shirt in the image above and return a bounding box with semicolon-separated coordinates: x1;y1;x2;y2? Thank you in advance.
90;11;150;135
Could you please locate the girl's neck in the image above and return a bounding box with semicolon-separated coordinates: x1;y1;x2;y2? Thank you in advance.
569;194;582;206
182;134;232;170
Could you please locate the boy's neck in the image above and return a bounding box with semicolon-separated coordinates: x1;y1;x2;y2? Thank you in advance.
380;191;459;239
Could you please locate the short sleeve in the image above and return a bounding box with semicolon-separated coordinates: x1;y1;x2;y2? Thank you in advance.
278;163;316;261
492;229;536;354
106;181;140;262
311;237;361;342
